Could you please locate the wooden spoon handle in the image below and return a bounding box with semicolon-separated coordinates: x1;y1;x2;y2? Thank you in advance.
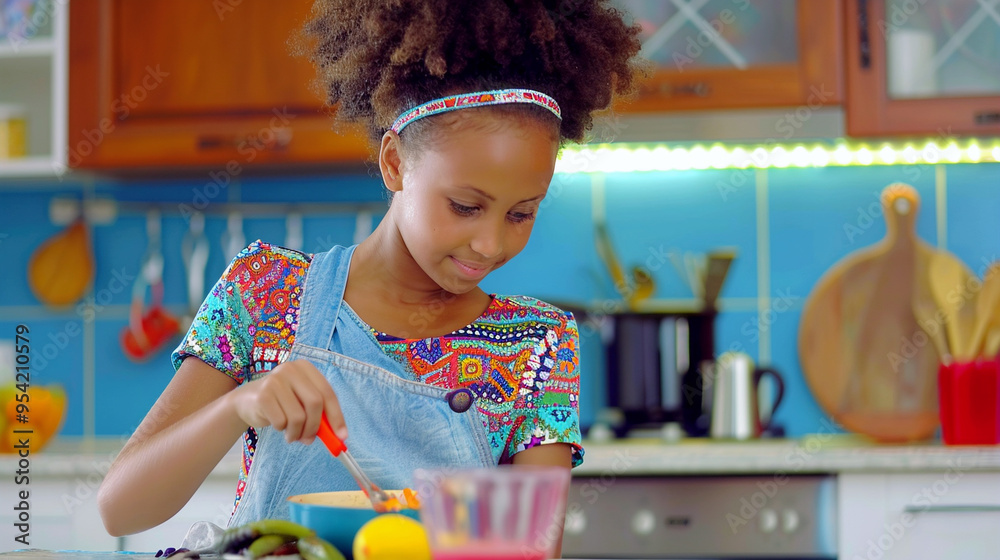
986;328;1000;358
972;264;1000;358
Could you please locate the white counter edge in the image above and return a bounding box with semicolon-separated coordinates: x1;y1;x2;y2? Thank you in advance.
3;437;998;478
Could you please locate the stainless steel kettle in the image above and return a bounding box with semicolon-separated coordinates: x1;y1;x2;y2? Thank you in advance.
706;352;785;439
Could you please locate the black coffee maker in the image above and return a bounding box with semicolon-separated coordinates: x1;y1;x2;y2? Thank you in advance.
568;306;716;438
570;247;735;438
602;310;716;437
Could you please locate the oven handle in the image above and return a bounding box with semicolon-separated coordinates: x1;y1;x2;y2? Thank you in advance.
904;505;1000;514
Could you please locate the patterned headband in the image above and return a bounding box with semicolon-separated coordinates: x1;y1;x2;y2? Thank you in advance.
390;88;562;134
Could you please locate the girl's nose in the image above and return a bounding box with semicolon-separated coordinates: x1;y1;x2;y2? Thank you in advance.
470;220;504;260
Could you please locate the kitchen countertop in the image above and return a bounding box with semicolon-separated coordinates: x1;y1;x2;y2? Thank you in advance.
1;552;616;560
0;439;243;479
0;554;148;560
573;434;1000;475
0;552;605;560
3;435;998;479
1;553;141;559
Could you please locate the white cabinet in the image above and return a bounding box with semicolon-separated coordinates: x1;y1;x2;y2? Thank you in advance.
0;469;238;553
839;472;1000;559
0;0;67;177
121;479;238;553
0;477;118;552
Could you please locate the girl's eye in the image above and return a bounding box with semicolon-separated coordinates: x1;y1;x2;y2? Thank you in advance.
450;201;478;216
450;200;535;223
507;211;535;224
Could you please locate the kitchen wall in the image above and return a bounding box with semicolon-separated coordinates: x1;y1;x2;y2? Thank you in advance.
1;160;998;441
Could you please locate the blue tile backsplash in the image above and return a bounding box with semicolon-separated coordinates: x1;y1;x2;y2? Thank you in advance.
1;162;998;440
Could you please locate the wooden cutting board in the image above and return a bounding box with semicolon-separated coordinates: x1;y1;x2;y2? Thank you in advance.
798;184;972;442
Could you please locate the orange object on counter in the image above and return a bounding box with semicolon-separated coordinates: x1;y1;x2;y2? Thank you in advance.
0;384;67;454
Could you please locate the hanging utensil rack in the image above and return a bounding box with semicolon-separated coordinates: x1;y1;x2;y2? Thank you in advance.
47;197;388;225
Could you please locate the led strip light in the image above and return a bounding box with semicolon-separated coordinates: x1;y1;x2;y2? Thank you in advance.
554;139;1000;174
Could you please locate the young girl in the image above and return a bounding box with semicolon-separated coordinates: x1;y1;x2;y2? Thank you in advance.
97;0;642;549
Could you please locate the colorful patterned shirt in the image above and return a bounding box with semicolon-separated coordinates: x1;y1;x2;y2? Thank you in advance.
171;240;584;513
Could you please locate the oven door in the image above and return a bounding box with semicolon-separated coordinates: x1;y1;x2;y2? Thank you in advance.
561;475;838;559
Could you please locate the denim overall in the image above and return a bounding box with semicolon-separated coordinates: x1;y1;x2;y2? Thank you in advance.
229;244;495;525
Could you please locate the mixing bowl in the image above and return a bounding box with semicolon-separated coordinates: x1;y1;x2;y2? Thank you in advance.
287;490;420;558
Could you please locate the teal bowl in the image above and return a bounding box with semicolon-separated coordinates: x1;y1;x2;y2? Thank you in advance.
287;490;421;559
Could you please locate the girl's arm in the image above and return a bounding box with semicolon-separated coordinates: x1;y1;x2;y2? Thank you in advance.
97;357;347;536
513;443;573;558
97;357;243;536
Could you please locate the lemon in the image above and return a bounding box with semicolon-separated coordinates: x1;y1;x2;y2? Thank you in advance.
353;514;430;560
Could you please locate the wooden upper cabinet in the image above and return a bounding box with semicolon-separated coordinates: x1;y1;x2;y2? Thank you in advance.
609;0;844;112
845;0;1000;137
68;1;370;170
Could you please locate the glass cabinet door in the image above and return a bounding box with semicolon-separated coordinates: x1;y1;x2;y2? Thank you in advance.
613;0;799;70
607;0;842;112
846;0;1000;136
885;0;1000;99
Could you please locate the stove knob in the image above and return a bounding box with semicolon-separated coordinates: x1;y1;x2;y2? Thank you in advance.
782;509;800;533
631;509;656;536
565;508;586;535
758;508;778;534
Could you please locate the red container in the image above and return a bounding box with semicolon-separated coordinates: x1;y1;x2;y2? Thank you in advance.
938;358;1000;445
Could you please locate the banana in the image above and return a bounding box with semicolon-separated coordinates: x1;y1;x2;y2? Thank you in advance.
246;534;292;560
297;535;346;560
246;519;315;540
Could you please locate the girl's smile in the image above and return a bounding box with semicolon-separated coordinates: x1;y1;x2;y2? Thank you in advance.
450;255;492;280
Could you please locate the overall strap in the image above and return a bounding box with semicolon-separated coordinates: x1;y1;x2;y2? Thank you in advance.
290;244;357;351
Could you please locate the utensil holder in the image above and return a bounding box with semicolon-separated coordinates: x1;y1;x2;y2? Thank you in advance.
938;357;1000;445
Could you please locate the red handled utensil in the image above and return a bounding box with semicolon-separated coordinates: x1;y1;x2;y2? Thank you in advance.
316;412;391;512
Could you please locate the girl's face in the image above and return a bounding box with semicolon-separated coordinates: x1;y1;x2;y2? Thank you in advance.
382;114;559;295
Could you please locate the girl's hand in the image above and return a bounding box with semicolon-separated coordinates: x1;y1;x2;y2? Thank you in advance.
227;359;347;444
